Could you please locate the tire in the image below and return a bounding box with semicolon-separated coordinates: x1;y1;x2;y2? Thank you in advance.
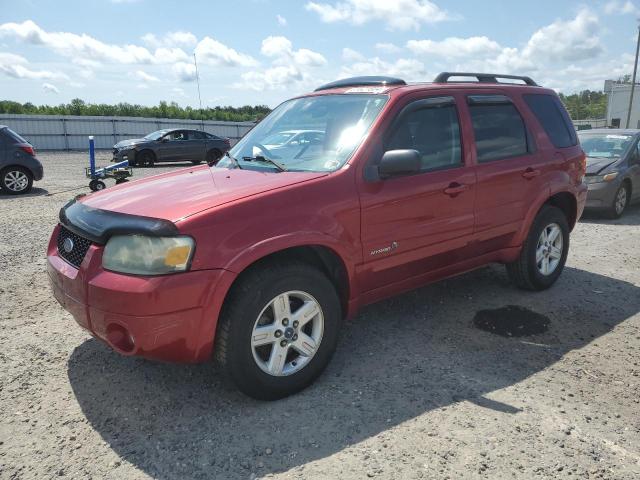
1;166;33;195
506;205;570;291
136;150;155;167
606;182;629;219
89;179;106;191
206;149;222;164
215;262;341;400
115;178;129;185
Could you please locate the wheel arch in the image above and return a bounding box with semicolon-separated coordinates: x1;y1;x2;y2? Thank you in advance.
544;191;578;230
136;148;156;162
226;244;351;319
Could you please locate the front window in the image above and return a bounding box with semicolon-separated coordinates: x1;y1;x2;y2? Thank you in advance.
144;130;169;141
219;94;388;172
578;133;634;158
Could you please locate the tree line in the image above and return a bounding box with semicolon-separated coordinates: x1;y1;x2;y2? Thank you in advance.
559;91;607;120
0;98;271;122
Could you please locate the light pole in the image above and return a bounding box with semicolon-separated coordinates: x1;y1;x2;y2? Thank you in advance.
626;23;640;128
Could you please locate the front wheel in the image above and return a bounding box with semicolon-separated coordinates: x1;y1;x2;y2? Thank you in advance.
215;263;341;400
506;205;569;291
607;183;629;219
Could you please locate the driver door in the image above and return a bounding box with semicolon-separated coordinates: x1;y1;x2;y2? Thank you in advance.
159;130;190;162
357;95;477;293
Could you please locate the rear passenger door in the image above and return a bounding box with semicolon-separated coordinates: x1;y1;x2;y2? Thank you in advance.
465;94;549;247
358;95;476;293
189;130;209;162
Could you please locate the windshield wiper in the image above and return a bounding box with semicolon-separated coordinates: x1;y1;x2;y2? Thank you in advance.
242;155;287;172
221;151;243;169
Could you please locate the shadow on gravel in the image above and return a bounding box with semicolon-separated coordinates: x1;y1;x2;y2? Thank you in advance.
68;266;640;479
0;187;49;198
580;203;640;226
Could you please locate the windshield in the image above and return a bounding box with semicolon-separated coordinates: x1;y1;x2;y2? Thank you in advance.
219;94;388;172
578;133;634;159
144;130;169;141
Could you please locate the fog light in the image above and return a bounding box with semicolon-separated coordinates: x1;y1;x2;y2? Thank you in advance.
106;324;135;353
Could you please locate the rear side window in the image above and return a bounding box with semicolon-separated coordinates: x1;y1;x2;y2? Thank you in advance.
468;97;529;162
5;128;28;143
524;94;577;148
387;97;462;172
190;131;206;139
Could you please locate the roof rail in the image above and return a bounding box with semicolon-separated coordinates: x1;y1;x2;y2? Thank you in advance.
434;72;538;87
315;76;406;92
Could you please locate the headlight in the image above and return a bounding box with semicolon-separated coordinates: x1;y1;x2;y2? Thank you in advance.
103;235;195;275
585;171;618;184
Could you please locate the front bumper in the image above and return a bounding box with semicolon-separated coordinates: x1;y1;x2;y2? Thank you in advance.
585;179;618;209
47;225;233;363
112;149;134;163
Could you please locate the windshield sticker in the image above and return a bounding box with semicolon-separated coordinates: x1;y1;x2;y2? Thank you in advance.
345;87;390;94
606;135;631;140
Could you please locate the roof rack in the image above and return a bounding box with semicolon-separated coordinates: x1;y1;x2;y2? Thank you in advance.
315;76;406;92
434;72;538;87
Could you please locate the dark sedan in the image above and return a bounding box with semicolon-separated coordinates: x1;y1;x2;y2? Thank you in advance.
112;128;230;167
580;128;640;218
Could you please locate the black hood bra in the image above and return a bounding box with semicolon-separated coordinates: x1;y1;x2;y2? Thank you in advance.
59;198;178;245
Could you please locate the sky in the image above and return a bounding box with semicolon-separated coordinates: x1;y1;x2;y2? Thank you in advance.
0;0;639;108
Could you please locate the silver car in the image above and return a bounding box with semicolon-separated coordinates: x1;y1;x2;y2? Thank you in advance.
580;129;640;218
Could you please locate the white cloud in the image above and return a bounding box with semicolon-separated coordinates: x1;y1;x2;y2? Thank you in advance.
0;20;252;71
134;70;159;82
306;0;452;31
142;31;197;48
235;36;326;91
375;42;401;54
0;52;67;80
277;14;288;26
195;36;257;67
42;82;59;93
172;62;197;82
172;87;186;97
341;56;427;82
261;36;327;66
342;47;365;61
604;1;639;15
407;36;501;58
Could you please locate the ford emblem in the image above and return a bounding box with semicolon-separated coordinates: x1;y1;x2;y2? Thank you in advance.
63;237;74;253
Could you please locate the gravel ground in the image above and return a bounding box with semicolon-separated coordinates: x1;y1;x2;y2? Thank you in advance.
1;152;639;480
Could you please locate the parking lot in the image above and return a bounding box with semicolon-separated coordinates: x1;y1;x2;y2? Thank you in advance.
1;152;639;479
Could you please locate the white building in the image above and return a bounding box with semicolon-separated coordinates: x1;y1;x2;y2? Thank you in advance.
605;80;640;129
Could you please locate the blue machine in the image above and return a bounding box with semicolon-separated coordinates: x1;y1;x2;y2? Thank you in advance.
85;136;133;191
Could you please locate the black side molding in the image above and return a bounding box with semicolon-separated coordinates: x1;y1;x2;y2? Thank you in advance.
59;199;178;245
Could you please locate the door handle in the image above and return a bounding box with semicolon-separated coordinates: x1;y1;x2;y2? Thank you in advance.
443;182;468;197
522;168;540;180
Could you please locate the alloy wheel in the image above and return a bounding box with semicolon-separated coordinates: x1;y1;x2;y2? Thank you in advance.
251;290;324;377
536;223;563;276
4;170;29;192
615;187;627;216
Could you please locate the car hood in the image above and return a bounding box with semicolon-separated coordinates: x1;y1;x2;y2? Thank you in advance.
78;166;327;222
585;157;618;175
114;138;146;148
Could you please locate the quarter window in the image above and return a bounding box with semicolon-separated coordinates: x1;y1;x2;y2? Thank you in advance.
468;97;529;162
386;98;462;172
524;94;577;148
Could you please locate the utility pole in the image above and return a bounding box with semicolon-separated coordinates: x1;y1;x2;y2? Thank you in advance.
193;52;205;131
626;22;640;129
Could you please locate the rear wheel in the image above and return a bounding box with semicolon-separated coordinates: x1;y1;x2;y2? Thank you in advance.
506;205;569;291
1;166;33;194
137;150;155;167
215;262;341;400
607;182;629;219
89;179;106;191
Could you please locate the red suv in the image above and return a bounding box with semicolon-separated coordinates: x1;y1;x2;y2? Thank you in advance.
47;73;587;400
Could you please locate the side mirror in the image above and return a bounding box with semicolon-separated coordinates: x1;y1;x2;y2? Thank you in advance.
378;149;421;179
160;137;169;142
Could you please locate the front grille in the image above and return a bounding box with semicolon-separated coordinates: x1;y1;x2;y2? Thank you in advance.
57;226;92;268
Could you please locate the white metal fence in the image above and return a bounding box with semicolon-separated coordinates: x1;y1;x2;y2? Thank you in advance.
0;114;255;150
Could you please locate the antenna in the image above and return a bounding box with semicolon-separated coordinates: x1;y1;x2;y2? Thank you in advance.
193;52;205;131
